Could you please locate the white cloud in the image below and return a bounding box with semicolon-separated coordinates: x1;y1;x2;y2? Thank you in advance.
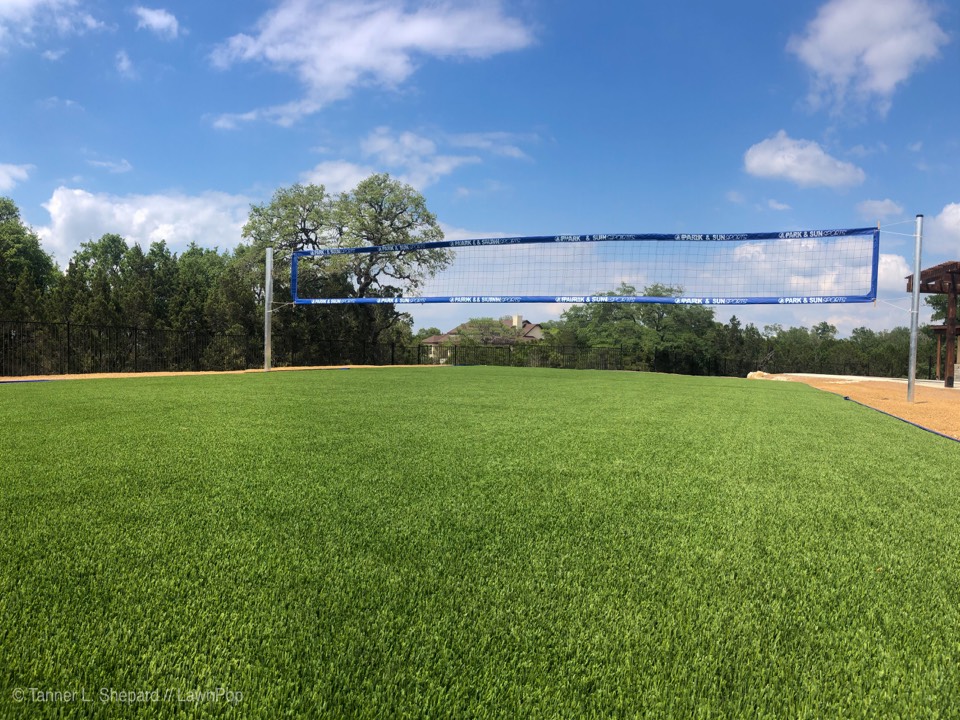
908;141;923;153
847;142;887;158
726;190;746;204
300;160;377;194
448;132;531;160
116;49;136;78
41;48;65;60
927;203;960;256
133;6;179;39
0;163;33;191
767;199;791;211
209;0;533;126
788;0;948;114
36;187;251;265
451;179;507;199
299;126;531;194
87;158;133;174
210;110;260;131
857;198;903;221
0;0;103;52
361;127;478;189
877;253;911;294
362;127;435;166
744;130;865;188
38;95;82;110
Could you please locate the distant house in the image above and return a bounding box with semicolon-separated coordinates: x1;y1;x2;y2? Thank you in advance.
421;315;543;358
508;315;544;342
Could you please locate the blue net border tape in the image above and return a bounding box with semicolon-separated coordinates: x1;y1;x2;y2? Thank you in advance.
293;294;877;305
292;227;878;258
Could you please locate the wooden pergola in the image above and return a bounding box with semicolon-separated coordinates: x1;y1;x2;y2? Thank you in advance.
907;261;960;388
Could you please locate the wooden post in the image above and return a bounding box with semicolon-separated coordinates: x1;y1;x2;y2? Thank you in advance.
937;332;942;380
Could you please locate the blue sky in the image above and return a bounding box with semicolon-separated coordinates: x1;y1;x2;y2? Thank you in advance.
1;0;958;334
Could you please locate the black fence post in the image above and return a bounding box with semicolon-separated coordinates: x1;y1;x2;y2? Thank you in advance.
66;322;72;375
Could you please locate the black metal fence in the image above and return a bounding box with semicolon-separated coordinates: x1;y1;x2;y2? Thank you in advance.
0;322;256;377
6;321;943;380
0;321;623;377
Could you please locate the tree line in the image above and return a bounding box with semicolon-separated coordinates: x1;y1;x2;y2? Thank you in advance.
0;177;944;377
0;175;452;366
538;283;940;378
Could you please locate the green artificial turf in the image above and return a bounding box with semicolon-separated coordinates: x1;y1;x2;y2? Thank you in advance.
2;367;960;718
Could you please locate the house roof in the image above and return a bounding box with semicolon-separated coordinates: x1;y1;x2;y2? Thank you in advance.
519;321;542;338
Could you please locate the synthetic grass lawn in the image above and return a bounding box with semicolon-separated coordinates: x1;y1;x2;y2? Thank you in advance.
1;368;959;718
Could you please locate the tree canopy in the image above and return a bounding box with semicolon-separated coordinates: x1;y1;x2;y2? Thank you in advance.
243;173;451;300
237;174;453;353
0;197;57;321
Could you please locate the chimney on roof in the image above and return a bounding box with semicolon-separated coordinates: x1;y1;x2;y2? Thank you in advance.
512;314;522;329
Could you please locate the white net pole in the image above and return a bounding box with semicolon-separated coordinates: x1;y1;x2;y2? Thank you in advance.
907;215;923;402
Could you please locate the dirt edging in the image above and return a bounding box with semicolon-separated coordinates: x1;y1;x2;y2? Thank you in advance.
749;372;960;441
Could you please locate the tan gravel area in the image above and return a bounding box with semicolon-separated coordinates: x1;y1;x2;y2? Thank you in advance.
771;373;960;441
